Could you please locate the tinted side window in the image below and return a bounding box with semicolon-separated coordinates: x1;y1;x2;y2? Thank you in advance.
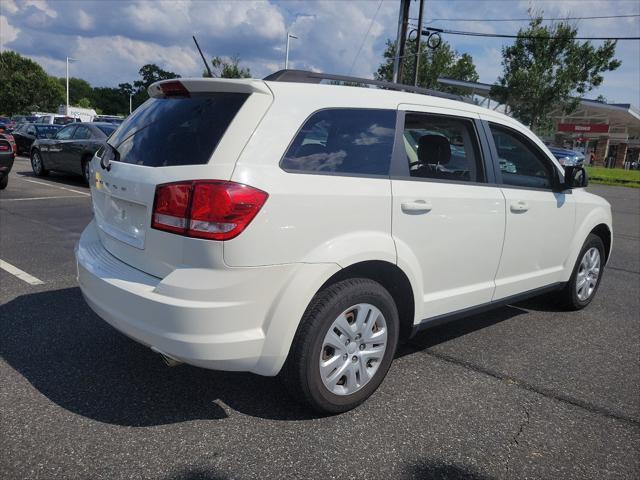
56;126;76;140
97;125;116;136
489;124;555;189
73;126;91;139
281;109;396;176
401;113;484;183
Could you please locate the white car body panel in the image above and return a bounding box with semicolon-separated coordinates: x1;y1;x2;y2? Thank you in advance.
492;188;575;299
76;77;613;376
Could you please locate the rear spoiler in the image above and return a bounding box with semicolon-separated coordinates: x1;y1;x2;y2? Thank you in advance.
148;78;272;98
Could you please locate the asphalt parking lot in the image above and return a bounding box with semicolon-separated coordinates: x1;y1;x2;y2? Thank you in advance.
1;155;639;480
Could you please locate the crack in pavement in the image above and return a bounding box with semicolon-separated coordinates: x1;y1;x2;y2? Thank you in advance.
504;402;531;477
409;346;640;427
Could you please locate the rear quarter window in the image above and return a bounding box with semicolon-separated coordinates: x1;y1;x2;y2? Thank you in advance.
281;108;396;176
107;94;249;167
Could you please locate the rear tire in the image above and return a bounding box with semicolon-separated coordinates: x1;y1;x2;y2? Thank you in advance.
0;175;8;190
280;278;399;414
556;233;605;310
31;150;48;177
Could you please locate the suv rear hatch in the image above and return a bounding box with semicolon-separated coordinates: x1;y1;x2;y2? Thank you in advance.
90;78;273;278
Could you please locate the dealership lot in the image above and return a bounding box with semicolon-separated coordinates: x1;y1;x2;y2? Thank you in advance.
1;156;638;479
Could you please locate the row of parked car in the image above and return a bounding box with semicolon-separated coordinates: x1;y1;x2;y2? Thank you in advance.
0;117;119;189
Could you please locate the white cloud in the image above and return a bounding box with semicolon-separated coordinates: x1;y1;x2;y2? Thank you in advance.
24;0;57;18
1;0;19;15
73;35;201;85
0;15;20;50
3;0;638;107
77;10;94;30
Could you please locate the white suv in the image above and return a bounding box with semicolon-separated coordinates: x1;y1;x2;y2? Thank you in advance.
76;71;612;413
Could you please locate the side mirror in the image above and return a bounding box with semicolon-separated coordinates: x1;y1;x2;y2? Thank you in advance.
564;166;588;189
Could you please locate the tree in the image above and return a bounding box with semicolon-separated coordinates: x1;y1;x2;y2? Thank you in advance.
490;15;621;131
375;38;479;94
76;97;93;108
133;63;180;91
204;56;251;78
0;51;64;115
57;76;93;105
91;87;129;116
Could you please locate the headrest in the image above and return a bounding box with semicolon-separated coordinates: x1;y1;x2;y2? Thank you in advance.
417;135;451;165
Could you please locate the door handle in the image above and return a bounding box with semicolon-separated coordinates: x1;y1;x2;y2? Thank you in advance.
401;200;432;214
510;200;529;213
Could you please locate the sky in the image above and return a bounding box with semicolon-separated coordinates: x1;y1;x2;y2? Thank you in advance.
1;0;639;107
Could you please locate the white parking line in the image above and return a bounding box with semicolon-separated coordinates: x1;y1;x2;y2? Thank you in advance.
19;177;90;197
0;195;84;202
0;259;45;285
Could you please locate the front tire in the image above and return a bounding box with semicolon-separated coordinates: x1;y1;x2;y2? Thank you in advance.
280;278;399;414
31;150;48;177
557;233;606;310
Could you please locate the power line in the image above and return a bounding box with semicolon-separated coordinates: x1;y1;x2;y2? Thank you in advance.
409;25;640;41
409;14;640;22
349;0;384;75
430;28;640;41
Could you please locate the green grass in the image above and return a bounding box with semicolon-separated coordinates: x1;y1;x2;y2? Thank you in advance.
586;166;640;188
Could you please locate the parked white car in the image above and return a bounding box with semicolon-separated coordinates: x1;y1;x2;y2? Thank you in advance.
76;71;612;413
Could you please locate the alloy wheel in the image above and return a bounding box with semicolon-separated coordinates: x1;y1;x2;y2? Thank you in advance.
576;247;601;301
31;152;42;175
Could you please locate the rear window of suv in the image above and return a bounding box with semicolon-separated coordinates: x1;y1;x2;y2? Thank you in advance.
106;94;248;167
281;108;396;176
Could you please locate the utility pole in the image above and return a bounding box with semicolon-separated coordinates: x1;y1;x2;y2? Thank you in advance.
129;94;133;115
392;0;411;84
285;32;298;69
413;0;425;86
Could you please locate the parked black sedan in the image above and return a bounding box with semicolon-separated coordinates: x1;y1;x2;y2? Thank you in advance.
12;123;62;155
30;122;117;184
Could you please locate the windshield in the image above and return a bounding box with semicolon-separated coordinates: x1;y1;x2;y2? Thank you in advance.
106;94;248;167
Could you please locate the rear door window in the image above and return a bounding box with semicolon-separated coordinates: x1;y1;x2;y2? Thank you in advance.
56;125;76;140
281;108;396;176
96;125;116;136
73;126;92;140
106;94;249;167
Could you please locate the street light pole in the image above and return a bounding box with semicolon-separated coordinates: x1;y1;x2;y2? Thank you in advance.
129;94;133;115
66;57;77;116
285;32;298;69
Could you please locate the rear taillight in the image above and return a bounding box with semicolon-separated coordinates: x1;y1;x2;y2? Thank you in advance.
0;143;9;151
151;180;268;240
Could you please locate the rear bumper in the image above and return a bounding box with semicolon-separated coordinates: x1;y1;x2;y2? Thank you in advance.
76;220;303;374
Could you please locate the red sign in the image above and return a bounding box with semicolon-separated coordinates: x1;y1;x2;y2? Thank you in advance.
558;123;609;133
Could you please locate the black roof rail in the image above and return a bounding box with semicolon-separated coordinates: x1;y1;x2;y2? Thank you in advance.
263;69;467;102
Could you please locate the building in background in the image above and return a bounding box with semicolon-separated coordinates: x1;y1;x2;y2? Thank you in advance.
437;78;640;168
549;100;640;168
